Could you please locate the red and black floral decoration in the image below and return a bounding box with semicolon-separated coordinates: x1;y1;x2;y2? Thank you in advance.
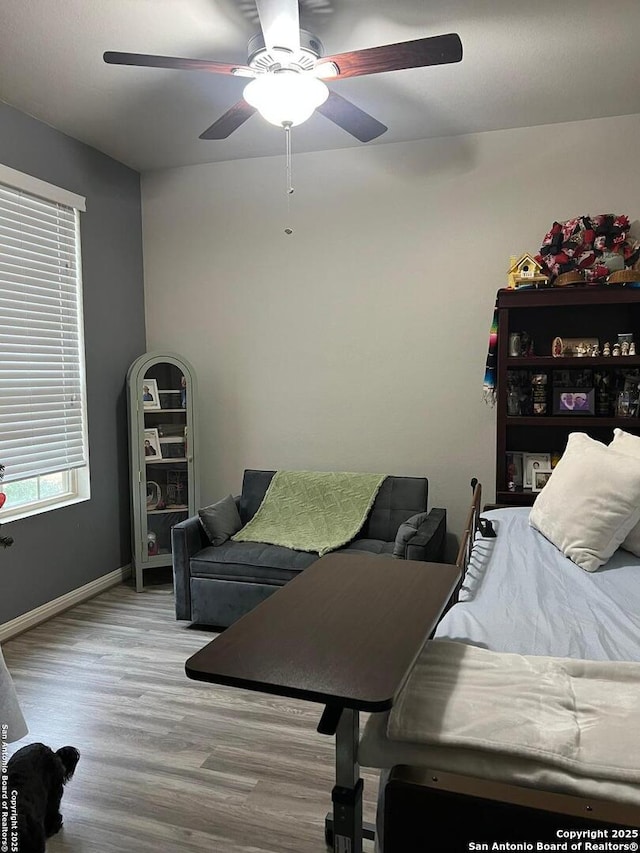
535;214;640;283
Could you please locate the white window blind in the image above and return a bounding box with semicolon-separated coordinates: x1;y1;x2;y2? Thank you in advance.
0;181;88;484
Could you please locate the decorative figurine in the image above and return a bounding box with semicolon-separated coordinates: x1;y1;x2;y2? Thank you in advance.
613;343;621;357
622;340;630;356
631;343;637;356
147;531;158;556
603;342;611;357
180;375;187;409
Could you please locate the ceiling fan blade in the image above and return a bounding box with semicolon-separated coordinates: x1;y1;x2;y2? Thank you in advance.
199;100;257;140
316;33;463;80
255;0;300;53
103;51;254;77
316;90;387;143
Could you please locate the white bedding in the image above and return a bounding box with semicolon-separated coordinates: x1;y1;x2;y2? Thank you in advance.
436;507;640;661
358;508;640;805
389;640;640;784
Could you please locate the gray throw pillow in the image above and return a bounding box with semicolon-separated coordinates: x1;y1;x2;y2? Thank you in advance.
393;512;428;558
198;495;242;546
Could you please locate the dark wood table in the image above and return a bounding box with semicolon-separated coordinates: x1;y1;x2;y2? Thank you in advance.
185;552;460;853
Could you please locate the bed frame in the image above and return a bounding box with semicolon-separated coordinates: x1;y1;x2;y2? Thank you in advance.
381;481;640;852
440;478;493;617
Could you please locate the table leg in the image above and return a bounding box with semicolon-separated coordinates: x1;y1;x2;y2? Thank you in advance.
331;708;363;853
324;814;376;849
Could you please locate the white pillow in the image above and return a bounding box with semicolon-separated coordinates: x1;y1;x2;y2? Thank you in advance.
529;432;640;572
609;427;640;556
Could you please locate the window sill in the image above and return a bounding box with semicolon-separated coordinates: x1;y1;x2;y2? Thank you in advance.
0;494;90;524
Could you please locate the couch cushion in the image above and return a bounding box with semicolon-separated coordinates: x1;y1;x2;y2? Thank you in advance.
340;539;396;556
392;512;429;557
190;540;317;583
359;476;428;542
198;494;242;546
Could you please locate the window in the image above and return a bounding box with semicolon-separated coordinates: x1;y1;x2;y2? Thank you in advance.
0;165;89;521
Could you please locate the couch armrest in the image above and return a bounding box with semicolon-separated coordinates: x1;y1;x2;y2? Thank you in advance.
171;515;209;620
394;508;447;562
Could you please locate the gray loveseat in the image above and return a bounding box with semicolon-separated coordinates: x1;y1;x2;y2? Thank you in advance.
172;469;446;628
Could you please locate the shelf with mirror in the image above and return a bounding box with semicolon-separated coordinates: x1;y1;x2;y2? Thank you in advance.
127;352;199;591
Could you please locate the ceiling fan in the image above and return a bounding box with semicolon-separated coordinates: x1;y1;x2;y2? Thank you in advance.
103;0;463;143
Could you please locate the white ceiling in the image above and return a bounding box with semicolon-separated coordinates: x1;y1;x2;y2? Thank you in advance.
1;0;640;172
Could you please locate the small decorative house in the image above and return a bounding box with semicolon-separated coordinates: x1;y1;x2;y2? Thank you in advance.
507;254;549;289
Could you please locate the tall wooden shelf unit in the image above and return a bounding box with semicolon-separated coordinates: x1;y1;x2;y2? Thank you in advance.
496;286;640;506
127;352;199;591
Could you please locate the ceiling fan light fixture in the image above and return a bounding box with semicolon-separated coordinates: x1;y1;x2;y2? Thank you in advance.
243;71;328;127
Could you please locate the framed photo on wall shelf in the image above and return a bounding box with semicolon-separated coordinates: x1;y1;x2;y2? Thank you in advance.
523;453;552;490
143;428;161;459
532;468;553;492
142;378;161;410
552;388;595;415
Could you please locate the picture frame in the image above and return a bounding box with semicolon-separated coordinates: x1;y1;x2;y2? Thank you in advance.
143;428;161;459
552;369;593;389
532;468;553;492
552;369;572;388
523;453;551;489
142;378;161;410
160;435;186;459
552;387;595;415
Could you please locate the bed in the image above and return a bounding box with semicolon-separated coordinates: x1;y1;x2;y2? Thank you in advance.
358;481;640;852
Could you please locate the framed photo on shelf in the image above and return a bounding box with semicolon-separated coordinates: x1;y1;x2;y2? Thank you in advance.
157;390;179;410
552;369;593;389
143;428;161;459
142;378;161;410
552;387;595;415
523;453;552;490
532;468;553;492
160;436;186;459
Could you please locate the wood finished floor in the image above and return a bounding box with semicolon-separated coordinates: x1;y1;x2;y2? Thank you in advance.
3;582;380;852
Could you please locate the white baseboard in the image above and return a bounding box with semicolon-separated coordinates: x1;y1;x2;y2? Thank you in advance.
0;565;132;642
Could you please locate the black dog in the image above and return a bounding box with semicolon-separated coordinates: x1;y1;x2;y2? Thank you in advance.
7;743;80;853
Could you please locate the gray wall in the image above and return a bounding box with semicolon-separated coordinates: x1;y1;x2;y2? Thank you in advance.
0;101;146;623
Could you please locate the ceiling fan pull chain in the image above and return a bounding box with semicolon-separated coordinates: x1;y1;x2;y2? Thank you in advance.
284;122;294;235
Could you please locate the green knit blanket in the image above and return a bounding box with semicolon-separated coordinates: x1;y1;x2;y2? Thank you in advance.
232;470;387;556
